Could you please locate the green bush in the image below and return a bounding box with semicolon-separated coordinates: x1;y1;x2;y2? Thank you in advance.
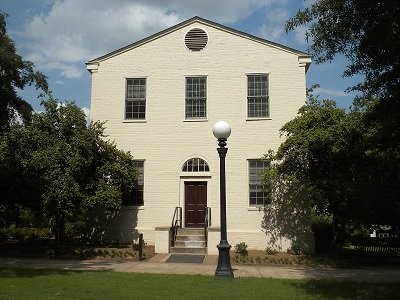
287;241;310;256
65;221;86;240
0;227;51;241
0;230;7;243
234;242;248;256
265;246;278;255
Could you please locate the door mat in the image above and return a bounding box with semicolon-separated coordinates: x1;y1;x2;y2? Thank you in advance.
166;254;205;264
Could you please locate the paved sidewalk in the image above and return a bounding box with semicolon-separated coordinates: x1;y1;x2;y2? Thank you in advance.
1;254;400;282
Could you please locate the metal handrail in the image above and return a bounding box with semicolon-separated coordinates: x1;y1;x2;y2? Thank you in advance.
204;207;211;227
204;207;211;247
171;207;182;247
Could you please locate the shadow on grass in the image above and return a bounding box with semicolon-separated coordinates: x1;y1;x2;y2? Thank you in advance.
0;267;85;278
0;268;399;299
291;279;400;300
0;257;131;277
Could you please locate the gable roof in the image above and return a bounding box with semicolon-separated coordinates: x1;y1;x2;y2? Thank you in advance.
86;16;311;68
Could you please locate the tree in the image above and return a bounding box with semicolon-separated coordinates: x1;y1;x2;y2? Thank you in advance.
286;1;400;101
1;99;137;251
263;95;369;248
286;1;400;163
285;0;400;235
0;11;49;132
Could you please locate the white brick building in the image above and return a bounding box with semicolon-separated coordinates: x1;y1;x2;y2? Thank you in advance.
86;16;312;254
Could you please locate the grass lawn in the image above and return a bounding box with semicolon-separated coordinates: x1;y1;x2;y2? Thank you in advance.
0;268;399;299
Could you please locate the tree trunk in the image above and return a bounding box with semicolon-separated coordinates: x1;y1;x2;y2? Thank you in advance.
53;212;66;257
330;215;345;251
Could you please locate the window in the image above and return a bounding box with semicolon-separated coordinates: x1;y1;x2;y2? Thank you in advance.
247;74;269;118
185;77;207;119
125;78;146;120
182;158;210;172
124;160;144;206
249;160;270;206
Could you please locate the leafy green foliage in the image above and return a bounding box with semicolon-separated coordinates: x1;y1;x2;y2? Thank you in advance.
0;99;137;247
263;96;366;247
0;11;50;131
265;246;278;255
281;1;400;247
286;1;400;100
0;227;51;241
234;242;249;256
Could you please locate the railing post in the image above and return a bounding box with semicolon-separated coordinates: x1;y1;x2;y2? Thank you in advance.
171;207;183;247
179;207;182;228
138;233;143;261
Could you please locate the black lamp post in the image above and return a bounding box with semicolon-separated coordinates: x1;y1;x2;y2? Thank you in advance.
213;121;234;278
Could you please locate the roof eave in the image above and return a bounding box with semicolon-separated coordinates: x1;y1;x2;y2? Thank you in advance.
299;56;312;72
85;16;311;66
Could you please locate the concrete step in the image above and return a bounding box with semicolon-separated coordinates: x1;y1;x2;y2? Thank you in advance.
171;228;207;254
175;235;205;242
174;240;206;248
170;246;207;254
176;228;204;235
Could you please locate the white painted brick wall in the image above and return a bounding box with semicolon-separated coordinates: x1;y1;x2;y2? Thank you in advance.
90;21;310;252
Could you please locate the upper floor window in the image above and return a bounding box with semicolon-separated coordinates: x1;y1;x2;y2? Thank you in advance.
126;78;146;120
247;74;269;118
185;77;207;119
124;160;144;206
182;158;209;172
249;159;270;206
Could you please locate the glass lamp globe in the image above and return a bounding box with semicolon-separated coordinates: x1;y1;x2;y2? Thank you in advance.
213;121;231;139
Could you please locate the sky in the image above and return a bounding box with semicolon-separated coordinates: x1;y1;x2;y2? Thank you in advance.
1;0;361;118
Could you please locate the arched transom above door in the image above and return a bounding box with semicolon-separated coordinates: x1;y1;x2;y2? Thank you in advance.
182;157;210;172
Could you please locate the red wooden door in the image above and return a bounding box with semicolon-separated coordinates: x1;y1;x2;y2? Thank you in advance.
185;182;207;228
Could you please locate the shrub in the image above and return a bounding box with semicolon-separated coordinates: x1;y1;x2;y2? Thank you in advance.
311;212;333;254
234;242;248;256
0;227;51;241
265;246;278;255
65;222;86;240
287;242;309;256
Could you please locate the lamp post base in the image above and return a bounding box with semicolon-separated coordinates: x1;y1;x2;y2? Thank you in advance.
215;241;234;278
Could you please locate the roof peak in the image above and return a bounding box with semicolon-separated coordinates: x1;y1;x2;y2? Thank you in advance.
86;16;310;66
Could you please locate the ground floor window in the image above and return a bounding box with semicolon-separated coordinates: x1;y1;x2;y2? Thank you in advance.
124;160;144;206
248;159;270;206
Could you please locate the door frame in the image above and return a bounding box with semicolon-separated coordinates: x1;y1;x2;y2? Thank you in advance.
184;181;208;228
179;177;211;228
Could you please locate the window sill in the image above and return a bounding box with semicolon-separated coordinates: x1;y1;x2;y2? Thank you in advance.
247;206;265;211
123;120;147;123
180;173;211;178
246;117;272;121
122;205;145;210
183;119;208;122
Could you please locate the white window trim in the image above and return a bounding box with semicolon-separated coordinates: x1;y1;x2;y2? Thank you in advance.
245;73;271;120
247;158;270;207
124;76;148;121
183;75;208;121
123;159;145;207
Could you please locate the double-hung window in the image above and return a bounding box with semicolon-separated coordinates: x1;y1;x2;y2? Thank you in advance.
124;160;144;206
247;74;269;118
126;78;146;120
248;159;270;206
185;77;207;119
